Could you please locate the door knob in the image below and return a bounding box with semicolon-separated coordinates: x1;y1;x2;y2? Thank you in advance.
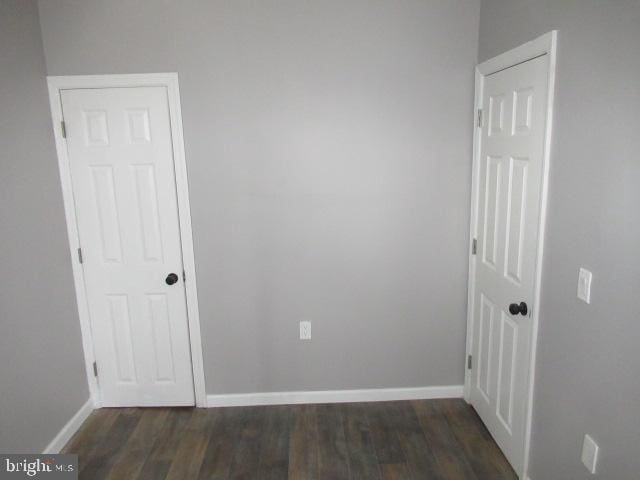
508;302;528;316
165;273;179;285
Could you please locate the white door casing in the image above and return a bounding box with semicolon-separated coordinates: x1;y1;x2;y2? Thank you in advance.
60;85;195;407
465;32;557;478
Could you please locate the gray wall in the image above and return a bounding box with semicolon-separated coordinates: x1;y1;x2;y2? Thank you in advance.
479;1;640;479
37;0;480;394
0;0;89;453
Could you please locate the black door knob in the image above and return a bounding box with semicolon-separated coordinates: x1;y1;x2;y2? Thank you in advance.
165;273;179;285
508;302;528;316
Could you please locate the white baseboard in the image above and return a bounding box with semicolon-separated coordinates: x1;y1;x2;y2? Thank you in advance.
43;398;94;454
206;385;463;408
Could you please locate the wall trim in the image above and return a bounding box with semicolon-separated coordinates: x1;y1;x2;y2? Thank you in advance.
46;73;207;407
206;385;463;408
42;398;94;454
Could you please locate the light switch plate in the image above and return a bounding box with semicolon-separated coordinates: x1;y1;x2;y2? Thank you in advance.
581;434;599;474
577;268;593;304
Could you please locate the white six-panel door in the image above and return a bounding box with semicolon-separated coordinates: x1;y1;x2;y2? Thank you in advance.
61;87;195;406
469;55;549;473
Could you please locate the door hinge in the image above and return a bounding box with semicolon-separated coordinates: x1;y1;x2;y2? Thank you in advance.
183;270;186;282
77;247;83;264
471;238;477;255
477;109;483;128
61;120;67;138
92;361;98;377
467;355;473;370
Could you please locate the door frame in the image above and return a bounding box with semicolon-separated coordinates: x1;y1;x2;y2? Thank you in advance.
463;31;557;478
47;73;207;407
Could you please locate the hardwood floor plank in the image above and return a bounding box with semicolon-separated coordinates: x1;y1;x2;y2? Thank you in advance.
227;406;267;480
288;404;319;480
197;407;246;480
366;402;405;464
104;408;170;480
79;408;142;480
440;400;517;480
62;408;120;470
389;401;444;479
256;405;292;480
342;403;382;480
380;463;412;480
136;408;193;480
64;399;517;480
412;400;478;480
164;409;217;480
317;404;350;480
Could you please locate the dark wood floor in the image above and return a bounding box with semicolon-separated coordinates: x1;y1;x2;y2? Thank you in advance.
63;399;516;480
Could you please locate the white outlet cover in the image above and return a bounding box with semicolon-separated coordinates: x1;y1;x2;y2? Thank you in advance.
299;321;311;340
577;268;593;304
581;434;599;474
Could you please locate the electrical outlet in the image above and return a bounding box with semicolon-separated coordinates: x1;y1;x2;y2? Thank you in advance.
581;434;599;474
299;321;311;340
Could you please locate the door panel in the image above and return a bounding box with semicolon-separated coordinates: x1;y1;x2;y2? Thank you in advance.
133;164;164;262
61;87;195;406
106;293;137;384
470;55;549;473
482;155;502;269
477;294;496;402
504;157;528;284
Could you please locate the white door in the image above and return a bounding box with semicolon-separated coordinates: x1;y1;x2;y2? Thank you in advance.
61;87;195;407
469;55;549;473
